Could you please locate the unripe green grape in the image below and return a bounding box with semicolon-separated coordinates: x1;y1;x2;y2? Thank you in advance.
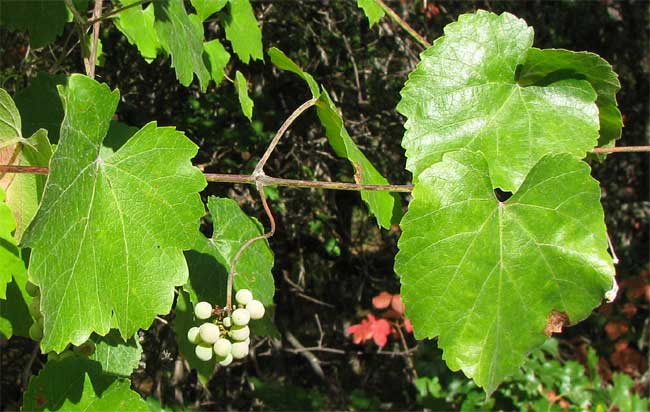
235;289;253;305
231;308;250;326
29;323;43;341
28;296;41;318
230;325;250;341
222;316;232;328
25;281;40;297
213;338;232;357
37;316;44;329
231;341;249;359
194;301;213;320
199;323;220;344
195;344;213;361
187;326;200;344
218;353;233;366
246;300;265;320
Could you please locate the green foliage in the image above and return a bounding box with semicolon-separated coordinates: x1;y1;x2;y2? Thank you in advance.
23;355;148;412
0;0;69;48
396;150;615;392
235;71;254;121
0;259;33;339
113;0;160;63
153;0;211;90
357;0;386;27
0;188;24;299
191;0;228;21
90;331;143;377
13;72;66;143
398;11;600;192
249;377;326;411
21;74;207;352
224;0;264;64
203;39;231;86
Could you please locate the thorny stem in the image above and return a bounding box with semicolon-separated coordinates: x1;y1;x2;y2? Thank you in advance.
375;0;431;49
88;0;104;79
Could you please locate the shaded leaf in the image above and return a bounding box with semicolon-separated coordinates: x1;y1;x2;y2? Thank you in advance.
21;74;206;353
397;11;600;191
0;261;34;339
357;0;385;27
519;48;622;158
0;0;68;48
0;188;24;299
235;71;254;121
23;355;148;412
13;72;66;143
395;150;614;393
114;0;160;63
224;0;263;64
154;0;210;90
90;330;143;377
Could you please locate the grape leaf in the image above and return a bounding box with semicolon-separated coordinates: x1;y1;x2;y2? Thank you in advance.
21;74;206;353
0;188;24;299
357;0;385;27
0;0;68;48
519;48;622;156
13;72;66;143
113;0;160;63
154;0;210;90
268;47;400;229
23;355;148;412
203;39;231;86
397;11;600;192
235;71;254;121
395;150;615;393
224;0;263;64
183;196;275;307
0;262;34;339
90;330;143;377
191;0;228;21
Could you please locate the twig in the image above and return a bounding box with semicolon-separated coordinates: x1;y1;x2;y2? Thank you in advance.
253;98;318;176
394;321;418;380
375;0;431;49
592;146;650;153
285;331;326;379
88;0;104;79
21;342;41;389
606;232;620;265
86;0;149;26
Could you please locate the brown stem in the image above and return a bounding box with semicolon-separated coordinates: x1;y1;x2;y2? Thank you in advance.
88;0;104;79
225;181;276;312
86;0;149;26
375;0;431;49
394;320;418;380
591;146;650;153
253;98;318;176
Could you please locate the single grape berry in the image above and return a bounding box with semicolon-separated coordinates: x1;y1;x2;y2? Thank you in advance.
235;289;253;305
187;326;201;344
195;344;213;361
246;300;265;320
28;296;41;318
29;323;43;341
25;281;40;297
231;308;250;326
222;316;232;328
213;338;232;357
231;341;249;359
230;325;250;341
218;353;233;366
199;323;220;344
194;301;213;320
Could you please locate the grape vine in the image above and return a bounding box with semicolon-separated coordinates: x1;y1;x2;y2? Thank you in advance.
0;0;648;409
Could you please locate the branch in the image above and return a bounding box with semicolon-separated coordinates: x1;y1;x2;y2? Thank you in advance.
88;0;104;79
375;0;431;49
86;0;149;26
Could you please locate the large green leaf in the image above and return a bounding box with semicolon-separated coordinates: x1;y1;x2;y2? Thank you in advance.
21;74;206;353
395;150;615;393
224;0;263;64
23;355;148;412
114;0;160;63
0;0;68;48
0;188;25;300
357;0;385;27
90;330;143;377
154;0;210;90
519;48;622;155
203;39;231;86
191;0;228;21
397;11;600;192
13;72;66;143
268;48;399;229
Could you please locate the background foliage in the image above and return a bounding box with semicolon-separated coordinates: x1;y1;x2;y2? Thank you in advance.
0;0;648;410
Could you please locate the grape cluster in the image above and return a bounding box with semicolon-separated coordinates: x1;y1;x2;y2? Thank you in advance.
187;289;265;365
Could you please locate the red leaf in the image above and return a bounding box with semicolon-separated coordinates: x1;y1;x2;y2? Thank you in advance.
348;314;392;348
371;317;391;347
372;292;392;309
404;318;413;333
391;294;405;315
